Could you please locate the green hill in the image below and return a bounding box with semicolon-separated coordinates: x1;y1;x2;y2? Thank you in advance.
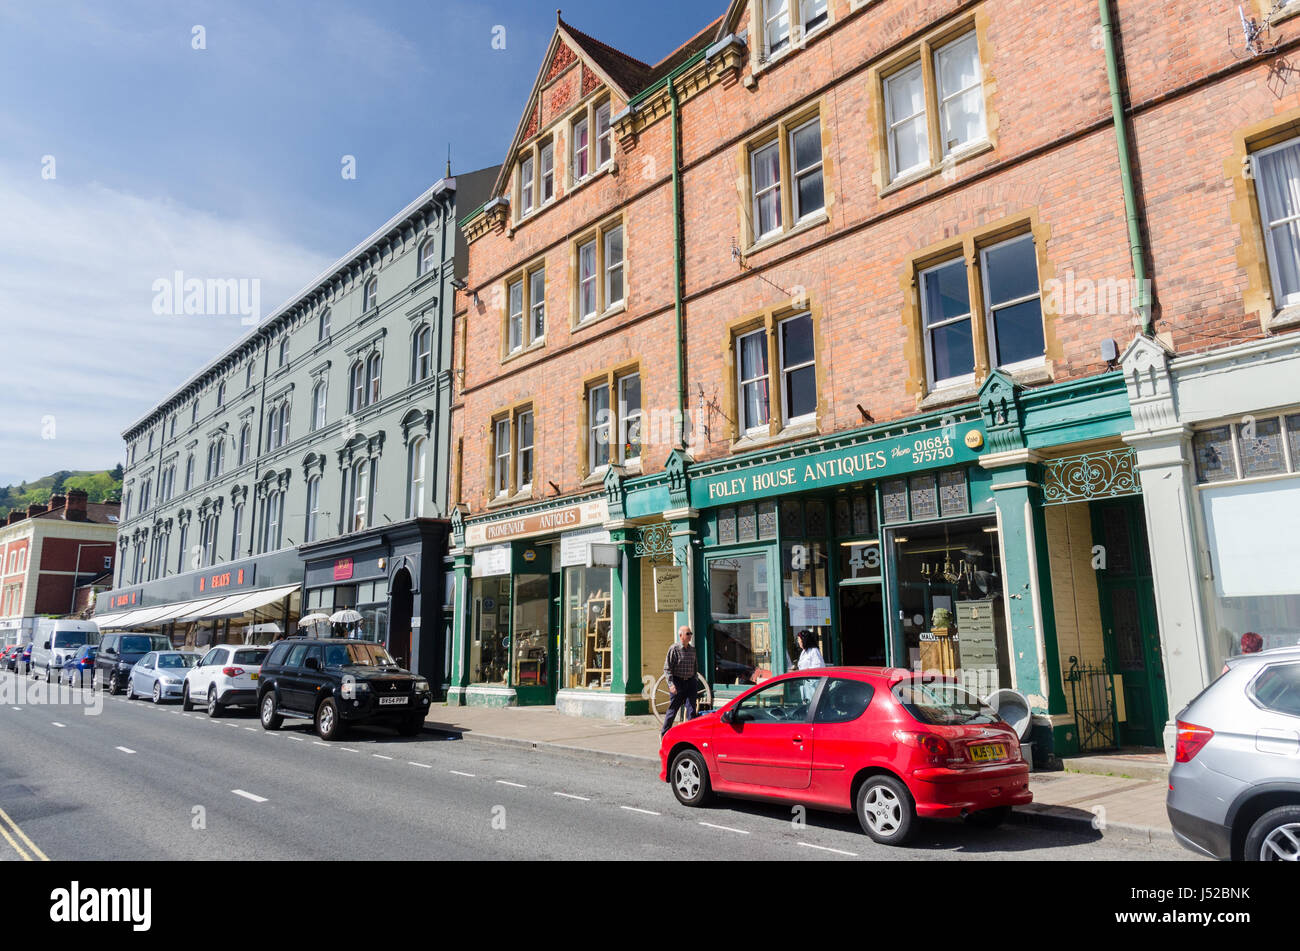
0;468;122;520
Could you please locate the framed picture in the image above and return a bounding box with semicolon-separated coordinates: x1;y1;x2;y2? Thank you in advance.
480;614;496;634
498;578;511;597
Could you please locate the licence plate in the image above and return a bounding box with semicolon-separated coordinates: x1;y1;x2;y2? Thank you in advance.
250;673;259;681
969;743;1007;762
378;696;409;706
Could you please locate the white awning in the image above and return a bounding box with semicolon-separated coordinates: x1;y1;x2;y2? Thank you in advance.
93;585;301;630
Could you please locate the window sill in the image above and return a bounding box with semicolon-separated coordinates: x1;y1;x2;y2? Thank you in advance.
1267;302;1300;332
501;338;546;366
731;420;820;454
919;382;980;411
750;21;833;80
485;489;535;510
745;210;829;257
571;302;627;333
880;140;994;198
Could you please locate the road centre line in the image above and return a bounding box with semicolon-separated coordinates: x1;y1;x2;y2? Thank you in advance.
620;806;660;816
51;722;65;728
554;792;590;801
231;790;268;803
449;770;475;777
373;754;393;761
699;821;749;834
496;780;527;788
796;841;857;857
115;746;135;755
408;761;432;769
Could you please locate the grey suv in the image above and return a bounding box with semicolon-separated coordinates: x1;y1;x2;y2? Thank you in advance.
1167;646;1300;861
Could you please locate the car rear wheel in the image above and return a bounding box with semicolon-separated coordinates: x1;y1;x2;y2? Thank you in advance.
208;690;222;718
108;672;120;695
855;774;916;845
669;749;713;807
1245;805;1300;861
965;806;1011;829
259;693;282;731
316;698;344;741
181;685;194;712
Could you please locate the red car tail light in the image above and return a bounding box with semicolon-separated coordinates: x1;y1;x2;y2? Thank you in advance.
222;667;245;678
894;731;956;766
1175;721;1214;763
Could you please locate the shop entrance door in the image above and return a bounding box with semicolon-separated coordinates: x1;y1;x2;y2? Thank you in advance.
837;583;887;667
511;545;558;706
1092;498;1167;747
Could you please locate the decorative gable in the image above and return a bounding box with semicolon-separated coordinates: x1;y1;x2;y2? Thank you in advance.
545;41;577;82
581;64;600;97
522;102;540;143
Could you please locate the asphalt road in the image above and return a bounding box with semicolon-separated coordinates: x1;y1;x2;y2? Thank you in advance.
0;669;1197;862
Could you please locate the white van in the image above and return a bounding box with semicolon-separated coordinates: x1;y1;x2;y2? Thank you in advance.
29;619;101;681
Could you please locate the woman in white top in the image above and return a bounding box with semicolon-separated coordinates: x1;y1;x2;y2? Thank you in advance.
795;630;826;670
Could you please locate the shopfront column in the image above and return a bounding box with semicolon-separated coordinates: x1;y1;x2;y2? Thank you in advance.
445;546;472;706
606;523;646;713
981;450;1067;717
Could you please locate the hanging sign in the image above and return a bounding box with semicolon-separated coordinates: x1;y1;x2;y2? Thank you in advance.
560;528;611;567
654;565;684;613
472;545;511;578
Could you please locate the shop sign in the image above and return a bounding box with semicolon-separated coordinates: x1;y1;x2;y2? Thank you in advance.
788;596;832;627
332;558;354;582
197;566;253;594
560;528;612;567
654;565;684;613
691;426;984;508
105;589;141;610
472;544;511;578
465;499;608;547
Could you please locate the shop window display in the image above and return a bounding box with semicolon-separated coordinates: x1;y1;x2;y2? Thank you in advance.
470;577;509;685
781;539;829;668
709;555;772;685
512;572;551;688
892;517;1007;692
565;565;613;689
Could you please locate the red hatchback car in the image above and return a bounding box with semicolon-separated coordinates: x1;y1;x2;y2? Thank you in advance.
659;667;1032;845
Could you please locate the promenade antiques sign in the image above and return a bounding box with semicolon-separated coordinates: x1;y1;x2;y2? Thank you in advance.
465;499;608;548
691;425;985;507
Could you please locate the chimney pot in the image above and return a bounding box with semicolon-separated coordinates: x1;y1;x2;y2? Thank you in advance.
66;489;89;522
26;503;48;518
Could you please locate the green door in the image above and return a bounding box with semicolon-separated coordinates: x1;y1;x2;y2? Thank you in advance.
510;544;558;706
1092;498;1167;747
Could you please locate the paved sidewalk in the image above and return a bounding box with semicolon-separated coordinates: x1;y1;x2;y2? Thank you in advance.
423;703;1176;845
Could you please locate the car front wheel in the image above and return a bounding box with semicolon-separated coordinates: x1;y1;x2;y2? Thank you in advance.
108;672;120;695
316;698;344;741
669;749;713;807
181;685;194;712
259;693;282;731
855;774;916;845
1245;805;1300;861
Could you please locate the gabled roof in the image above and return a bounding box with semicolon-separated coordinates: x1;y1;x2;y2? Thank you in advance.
489;13;724;199
715;0;749;41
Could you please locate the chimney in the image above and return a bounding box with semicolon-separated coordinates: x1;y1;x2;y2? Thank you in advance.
66;489;89;522
26;503;48;519
49;493;67;512
5;511;24;525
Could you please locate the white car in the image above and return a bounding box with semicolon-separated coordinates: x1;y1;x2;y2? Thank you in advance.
183;644;269;717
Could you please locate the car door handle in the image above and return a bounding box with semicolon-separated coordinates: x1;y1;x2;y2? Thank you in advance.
792;735;804;744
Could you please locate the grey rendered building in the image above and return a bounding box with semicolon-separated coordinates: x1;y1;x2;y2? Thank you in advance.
98;168;497;688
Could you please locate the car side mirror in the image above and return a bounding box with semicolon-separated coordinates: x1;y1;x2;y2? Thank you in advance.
721;708;736;725
305;657;320;671
42;641;50;650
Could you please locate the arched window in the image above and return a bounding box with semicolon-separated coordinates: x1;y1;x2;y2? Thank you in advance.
412;324;432;383
419;239;436;276
408;436;427;518
261;490;283;553
349;459;370;533
312;382;327;430
367;353;382;405
216;381;226;407
349;361;365;412
278;400;290;447
184;455;195;492
231;502;244;561
318;308;331;341
238;424;250;465
363;276;378;311
266;405;280;451
306;475;322;543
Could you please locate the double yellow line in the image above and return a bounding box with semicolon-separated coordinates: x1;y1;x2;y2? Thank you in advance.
0;805;49;862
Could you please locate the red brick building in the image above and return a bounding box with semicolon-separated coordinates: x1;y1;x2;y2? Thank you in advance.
448;0;1300;753
0;490;120;645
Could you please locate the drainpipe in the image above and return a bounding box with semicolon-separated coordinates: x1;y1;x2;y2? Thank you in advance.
1099;0;1153;335
669;78;688;448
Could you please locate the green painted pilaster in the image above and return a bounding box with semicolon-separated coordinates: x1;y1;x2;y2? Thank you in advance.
608;524;642;701
446;549;472;705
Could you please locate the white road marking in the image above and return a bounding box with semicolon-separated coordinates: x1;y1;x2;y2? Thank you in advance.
288;735;305;742
554;792;590;801
796;842;857;857
620;806;660;816
10;707;19;712
372;754;393;761
313;741;330;747
115;747;135;755
449;770;476;778
699;821;750;835
231;790;267;803
244;727;257;732
339;747;359;753
51;722;66;728
408;761;432;769
496;780;527;788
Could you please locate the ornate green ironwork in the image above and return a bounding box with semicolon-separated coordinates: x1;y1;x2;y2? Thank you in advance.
635;523;676;560
1042;448;1140;505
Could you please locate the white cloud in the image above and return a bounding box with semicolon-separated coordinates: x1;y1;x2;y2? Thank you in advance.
0;164;330;485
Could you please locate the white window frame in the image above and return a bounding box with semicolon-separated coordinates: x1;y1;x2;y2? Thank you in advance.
588;382;612;471
279;337;289;367
1252;136;1300;309
618;372;641;464
319;308;331;341
934;31;986;159
306;476;321;543
750;140;783;240
572;113;591;183
595;101;613;168
737;328;771;435
764;0;791;59
979;233;1045;373
516;411;534;491
408;437;427;518
519;153;535;216
578;239;598;320
366;353;382;405
540;141;555;203
419;239;436;277
789;117;824;223
494;418;511;497
413;324;433;382
313;382;327;431
349;460;370;533
529;268;546;342
884;60;929;182
919;256;976;390
363;277;378;312
231;504;243;560
777;312;817;426
350;361;365;412
507;278;524;353
604;225;625;309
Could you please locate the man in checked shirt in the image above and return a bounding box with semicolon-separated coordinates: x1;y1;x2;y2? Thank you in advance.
661;626;699;736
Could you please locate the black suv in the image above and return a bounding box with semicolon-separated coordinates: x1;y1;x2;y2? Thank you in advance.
96;632;173;694
257;638;432;741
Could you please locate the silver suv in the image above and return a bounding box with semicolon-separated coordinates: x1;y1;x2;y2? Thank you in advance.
1167;646;1300;861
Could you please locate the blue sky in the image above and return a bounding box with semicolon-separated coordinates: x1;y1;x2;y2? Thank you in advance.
0;0;722;485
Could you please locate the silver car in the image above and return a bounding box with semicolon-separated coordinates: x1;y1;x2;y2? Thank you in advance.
1167;646;1300;861
127;651;202;704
